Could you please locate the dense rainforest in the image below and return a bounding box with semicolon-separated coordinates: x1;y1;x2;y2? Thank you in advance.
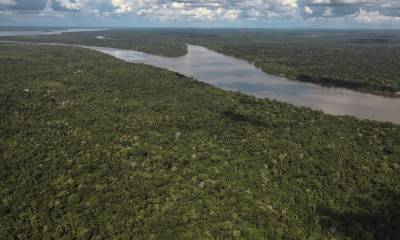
1;43;399;239
2;28;400;96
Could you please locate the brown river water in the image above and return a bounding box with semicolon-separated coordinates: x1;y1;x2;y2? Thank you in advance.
84;44;400;124
1;29;399;124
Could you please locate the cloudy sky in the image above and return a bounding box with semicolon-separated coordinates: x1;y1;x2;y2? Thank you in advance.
1;0;400;28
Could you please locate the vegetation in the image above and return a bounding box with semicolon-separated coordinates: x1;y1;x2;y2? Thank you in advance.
0;29;187;57
3;28;400;96
1;43;400;239
184;29;400;96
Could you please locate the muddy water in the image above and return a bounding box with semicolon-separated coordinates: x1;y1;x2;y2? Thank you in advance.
86;44;400;124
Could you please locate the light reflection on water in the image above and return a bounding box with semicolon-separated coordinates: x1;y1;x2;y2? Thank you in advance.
1;34;398;124
85;44;400;124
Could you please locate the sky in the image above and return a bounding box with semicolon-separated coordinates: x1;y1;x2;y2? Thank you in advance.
0;0;400;28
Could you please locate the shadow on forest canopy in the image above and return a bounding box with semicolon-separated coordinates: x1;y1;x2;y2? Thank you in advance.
318;188;400;239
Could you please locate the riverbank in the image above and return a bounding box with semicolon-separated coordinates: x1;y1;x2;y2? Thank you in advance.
187;30;400;98
2;29;399;97
4;40;400;123
1;43;399;239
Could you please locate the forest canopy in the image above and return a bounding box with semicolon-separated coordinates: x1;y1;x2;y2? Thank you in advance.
1;43;399;239
3;28;400;96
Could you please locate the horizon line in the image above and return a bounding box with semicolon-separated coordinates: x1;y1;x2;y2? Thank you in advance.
1;26;400;31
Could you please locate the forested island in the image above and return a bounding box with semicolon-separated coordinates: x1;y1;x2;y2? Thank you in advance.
1;40;399;239
3;28;400;96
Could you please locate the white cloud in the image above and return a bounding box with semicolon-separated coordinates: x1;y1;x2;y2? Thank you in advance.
281;0;298;9
1;0;400;27
322;7;333;17
224;10;240;21
111;0;133;14
58;0;87;10
308;0;369;4
355;8;400;23
171;2;184;10
62;0;399;24
308;0;330;4
40;0;64;17
0;0;15;5
107;0;301;21
304;6;313;14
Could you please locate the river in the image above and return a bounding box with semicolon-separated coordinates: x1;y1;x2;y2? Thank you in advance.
84;44;400;124
0;28;105;37
1;29;399;124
